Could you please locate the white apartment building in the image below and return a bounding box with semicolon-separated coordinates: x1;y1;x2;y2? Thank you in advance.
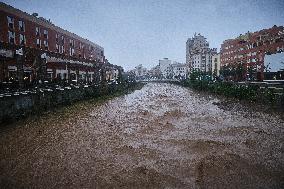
186;33;217;72
171;62;187;79
159;58;172;78
212;53;221;76
131;64;147;79
158;58;187;79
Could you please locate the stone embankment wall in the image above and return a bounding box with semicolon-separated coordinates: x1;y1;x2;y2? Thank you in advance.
0;82;138;124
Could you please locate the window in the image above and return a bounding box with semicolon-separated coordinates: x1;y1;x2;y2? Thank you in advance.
79;42;82;49
43;29;48;39
19;20;25;32
20;34;26;45
8;31;15;44
56;44;59;53
61;36;64;45
57;73;61;79
61;45;65;54
69;47;75;56
69;39;75;47
7;16;14;29
56;34;59;42
36;38;41;48
36;27;40;36
43;40;48;50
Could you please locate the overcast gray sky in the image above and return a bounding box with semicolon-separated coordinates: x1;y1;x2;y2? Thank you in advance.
2;0;284;70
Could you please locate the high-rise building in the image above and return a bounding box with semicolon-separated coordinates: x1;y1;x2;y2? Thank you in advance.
186;33;217;72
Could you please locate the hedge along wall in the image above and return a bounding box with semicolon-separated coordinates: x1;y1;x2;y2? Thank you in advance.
177;80;284;111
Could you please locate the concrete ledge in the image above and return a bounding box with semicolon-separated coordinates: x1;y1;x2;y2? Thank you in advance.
0;82;137;125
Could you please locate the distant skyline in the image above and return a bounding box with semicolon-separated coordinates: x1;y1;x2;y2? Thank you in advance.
2;0;284;70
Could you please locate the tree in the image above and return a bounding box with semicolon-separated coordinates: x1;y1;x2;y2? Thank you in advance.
189;69;202;81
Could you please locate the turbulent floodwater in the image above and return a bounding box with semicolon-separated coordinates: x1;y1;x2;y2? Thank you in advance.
0;83;283;189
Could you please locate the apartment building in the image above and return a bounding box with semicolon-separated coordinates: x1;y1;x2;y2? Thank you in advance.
158;58;187;79
212;53;220;76
220;25;284;80
0;2;105;84
159;58;172;78
186;33;217;72
171;62;187;79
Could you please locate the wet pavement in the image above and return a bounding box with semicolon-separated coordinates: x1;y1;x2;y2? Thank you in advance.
0;83;283;188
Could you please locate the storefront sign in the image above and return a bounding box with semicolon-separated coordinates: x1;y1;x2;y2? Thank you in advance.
0;49;14;58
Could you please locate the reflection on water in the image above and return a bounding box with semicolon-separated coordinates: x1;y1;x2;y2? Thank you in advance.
0;83;283;188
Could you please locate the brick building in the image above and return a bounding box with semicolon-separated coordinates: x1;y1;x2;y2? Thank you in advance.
220;25;284;80
0;2;107;85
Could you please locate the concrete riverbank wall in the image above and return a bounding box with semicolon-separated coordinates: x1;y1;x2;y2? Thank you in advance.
0;82;138;125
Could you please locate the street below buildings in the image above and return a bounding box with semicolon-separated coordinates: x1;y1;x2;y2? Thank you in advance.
0;83;283;188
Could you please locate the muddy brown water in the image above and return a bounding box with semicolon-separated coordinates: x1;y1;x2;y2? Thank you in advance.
0;83;283;189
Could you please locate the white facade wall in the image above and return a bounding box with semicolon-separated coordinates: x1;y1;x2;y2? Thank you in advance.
212;54;221;76
134;64;147;78
171;63;187;79
186;33;216;73
159;58;172;78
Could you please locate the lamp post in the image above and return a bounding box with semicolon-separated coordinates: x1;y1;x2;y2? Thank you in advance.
16;47;24;89
39;52;47;85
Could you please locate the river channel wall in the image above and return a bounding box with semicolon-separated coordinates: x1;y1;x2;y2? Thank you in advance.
0;82;139;125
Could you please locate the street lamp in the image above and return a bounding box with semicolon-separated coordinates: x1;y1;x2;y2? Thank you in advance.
38;52;47;85
16;47;24;88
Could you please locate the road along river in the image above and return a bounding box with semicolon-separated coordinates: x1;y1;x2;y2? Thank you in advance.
0;83;283;188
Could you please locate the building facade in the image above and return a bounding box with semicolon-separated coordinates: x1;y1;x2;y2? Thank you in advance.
0;2;107;85
171;62;187;79
186;33;217;73
220;25;284;80
133;64;148;79
212;53;221;77
158;58;172;78
157;58;187;79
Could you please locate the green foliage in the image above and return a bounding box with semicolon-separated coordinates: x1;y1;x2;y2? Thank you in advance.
219;62;247;81
183;79;269;102
189;69;202;81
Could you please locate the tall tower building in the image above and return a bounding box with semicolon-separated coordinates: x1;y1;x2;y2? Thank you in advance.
186;33;216;72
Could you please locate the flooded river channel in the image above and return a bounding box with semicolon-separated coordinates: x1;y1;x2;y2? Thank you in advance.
0;83;283;188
